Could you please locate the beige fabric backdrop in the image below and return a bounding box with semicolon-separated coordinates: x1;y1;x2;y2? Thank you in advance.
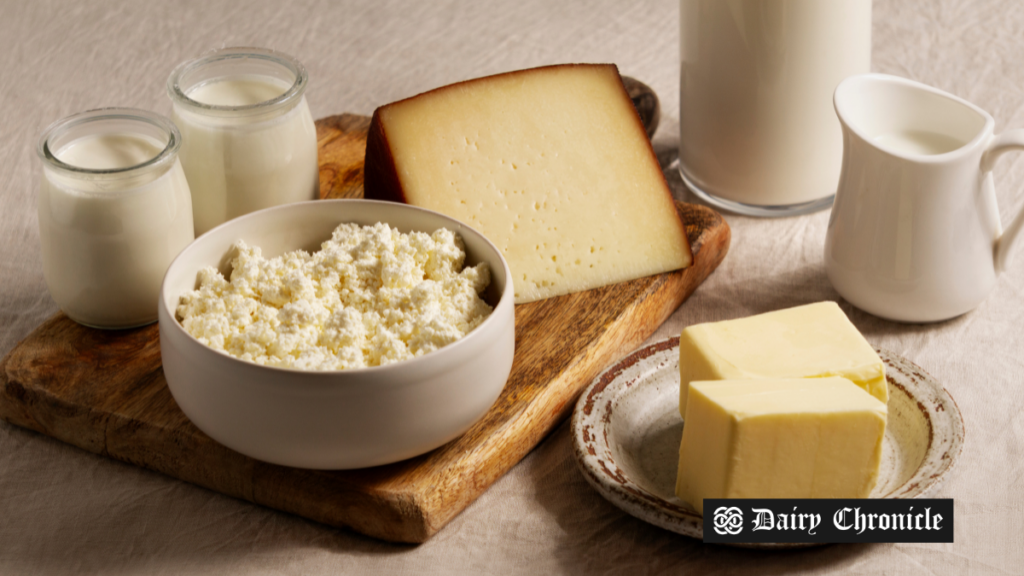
2;0;1023;574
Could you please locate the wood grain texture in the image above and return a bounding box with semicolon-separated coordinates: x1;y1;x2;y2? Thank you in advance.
0;113;729;544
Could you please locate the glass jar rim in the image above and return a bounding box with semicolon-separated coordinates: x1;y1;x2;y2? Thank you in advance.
166;47;309;118
37;107;182;178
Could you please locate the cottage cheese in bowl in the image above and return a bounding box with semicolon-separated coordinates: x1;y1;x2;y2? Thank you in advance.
158;199;514;470
176;222;493;369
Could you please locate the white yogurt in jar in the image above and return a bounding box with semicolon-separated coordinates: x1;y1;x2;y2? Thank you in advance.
57;133;165;169
168;49;319;236
37;109;195;329
187;76;291;107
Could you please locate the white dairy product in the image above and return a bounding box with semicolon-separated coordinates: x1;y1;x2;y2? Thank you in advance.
176;223;493;370
57;133;164;169
874;130;965;156
38;130;194;329
679;0;872;207
188;76;289;107
171;75;318;235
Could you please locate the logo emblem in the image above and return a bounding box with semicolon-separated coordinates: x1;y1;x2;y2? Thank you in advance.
713;506;744;535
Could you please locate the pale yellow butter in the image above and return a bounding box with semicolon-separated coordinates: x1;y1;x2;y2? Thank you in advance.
678;301;886;414
675;377;887;516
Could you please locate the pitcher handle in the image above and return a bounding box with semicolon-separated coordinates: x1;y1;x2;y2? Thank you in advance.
982;129;1024;273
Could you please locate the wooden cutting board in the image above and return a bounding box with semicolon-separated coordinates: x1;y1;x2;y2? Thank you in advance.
0;113;730;544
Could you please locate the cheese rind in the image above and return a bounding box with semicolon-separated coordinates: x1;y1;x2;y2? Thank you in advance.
363;64;692;303
678;301;887;414
675;377;887;516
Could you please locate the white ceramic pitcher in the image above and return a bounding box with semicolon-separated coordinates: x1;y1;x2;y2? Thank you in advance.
825;74;1024;322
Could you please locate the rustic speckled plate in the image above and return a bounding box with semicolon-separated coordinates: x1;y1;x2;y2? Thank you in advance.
571;337;965;547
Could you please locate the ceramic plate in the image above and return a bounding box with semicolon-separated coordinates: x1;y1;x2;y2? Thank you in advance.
571;337;965;547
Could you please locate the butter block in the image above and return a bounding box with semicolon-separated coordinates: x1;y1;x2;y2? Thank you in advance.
678;301;886;414
363;64;692;303
675;377;887;516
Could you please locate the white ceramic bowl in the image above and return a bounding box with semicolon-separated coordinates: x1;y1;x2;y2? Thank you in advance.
158;199;515;469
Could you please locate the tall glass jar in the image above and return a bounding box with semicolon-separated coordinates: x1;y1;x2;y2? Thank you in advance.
167;47;319;235
678;0;872;217
37;108;195;329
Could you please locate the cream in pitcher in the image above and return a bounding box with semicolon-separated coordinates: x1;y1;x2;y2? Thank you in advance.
168;47;319;235
679;0;872;216
826;74;1024;322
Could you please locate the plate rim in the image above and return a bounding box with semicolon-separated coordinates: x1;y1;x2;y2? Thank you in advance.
570;336;966;546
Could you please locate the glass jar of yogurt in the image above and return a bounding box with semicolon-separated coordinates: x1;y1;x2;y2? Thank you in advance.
37;108;195;329
167;47;319;235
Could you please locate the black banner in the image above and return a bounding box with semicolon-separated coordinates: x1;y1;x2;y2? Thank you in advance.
703;499;954;544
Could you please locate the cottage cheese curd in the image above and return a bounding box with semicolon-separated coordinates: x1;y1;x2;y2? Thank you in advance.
176;222;493;370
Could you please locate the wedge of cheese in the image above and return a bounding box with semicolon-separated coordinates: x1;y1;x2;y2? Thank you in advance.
676;377;887;516
678;301;886;414
363;64;692;303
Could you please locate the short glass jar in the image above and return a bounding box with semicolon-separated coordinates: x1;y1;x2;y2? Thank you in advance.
167;47;319;235
37;108;195;329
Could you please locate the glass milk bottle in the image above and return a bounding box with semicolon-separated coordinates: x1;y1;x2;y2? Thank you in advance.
167;47;319;235
678;0;872;217
37;108;195;329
